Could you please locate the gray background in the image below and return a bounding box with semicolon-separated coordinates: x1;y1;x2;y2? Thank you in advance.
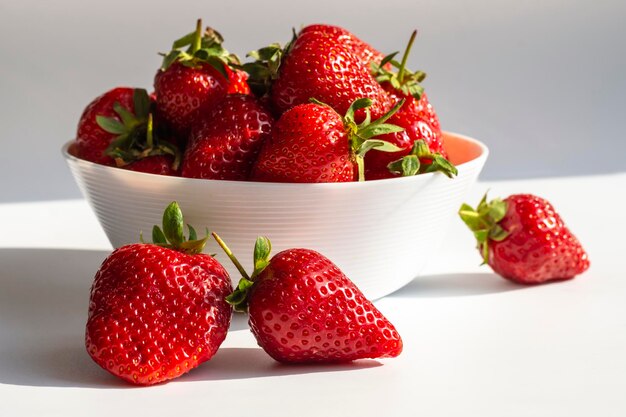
1;0;624;202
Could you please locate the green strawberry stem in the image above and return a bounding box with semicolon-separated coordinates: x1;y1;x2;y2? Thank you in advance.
146;114;154;150
211;232;251;281
145;202;209;254
159;20;239;76
396;30;417;84
310;97;406;182
373;30;426;99
349;98;405;182
458;193;510;264
212;233;272;312
192;19;202;54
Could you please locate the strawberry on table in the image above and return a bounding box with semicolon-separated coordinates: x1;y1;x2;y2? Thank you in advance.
366;31;449;180
459;193;590;284
154;20;249;137
251;98;405;183
212;233;403;363
86;202;233;385
181;94;274;180
244;29;392;121
75;87;180;175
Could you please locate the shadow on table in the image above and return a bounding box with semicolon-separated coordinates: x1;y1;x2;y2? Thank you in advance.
388;272;524;298
0;248;378;389
0;248;126;388
180;347;380;382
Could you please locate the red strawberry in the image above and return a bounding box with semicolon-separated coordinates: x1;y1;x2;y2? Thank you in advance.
124;155;178;176
181;94;274;180
86;202;233;385
76;87;134;165
154;20;246;137
245;30;393;121
213;234;403;363
76;88;180;174
300;24;386;69
225;65;252;95
366;31;448;180
459;193;590;284
251;98;404;183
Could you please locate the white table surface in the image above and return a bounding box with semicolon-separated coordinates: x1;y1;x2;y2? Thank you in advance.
1;173;625;417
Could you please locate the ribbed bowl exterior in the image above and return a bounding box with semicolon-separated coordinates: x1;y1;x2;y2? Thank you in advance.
64;132;487;299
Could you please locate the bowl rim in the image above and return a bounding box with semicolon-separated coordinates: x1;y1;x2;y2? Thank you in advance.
62;131;489;188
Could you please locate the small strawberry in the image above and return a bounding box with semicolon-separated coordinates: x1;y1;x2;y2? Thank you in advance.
154;20;248;137
76;87;134;166
76;88;180;174
459;193;590;284
366;31;448;180
244;30;393;121
251;98;404;183
86;202;233;385
213;233;403;363
181;94;274;180
299;24;386;69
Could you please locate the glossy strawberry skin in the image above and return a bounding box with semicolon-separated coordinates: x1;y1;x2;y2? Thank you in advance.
365;92;445;180
251;103;355;183
182;95;273;180
247;249;403;363
76;87;135;166
270;31;392;120
124;155;178;176
300;24;386;69
225;66;251;95
85;244;233;385
154;61;229;137
489;194;590;284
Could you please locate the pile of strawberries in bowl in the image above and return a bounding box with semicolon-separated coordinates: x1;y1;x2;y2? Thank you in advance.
70;20;456;182
65;20;490;301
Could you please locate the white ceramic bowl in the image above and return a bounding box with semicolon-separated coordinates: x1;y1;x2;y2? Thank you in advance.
63;132;488;299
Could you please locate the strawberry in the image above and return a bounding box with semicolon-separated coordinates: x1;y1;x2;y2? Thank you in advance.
124;155;177;176
244;30;393;121
154;20;248;137
76;87;180;174
459;193;590;284
181;94;274;180
366;31;448;180
86;202;233;385
251;98;404;183
225;65;252;95
300;24;386;69
213;234;403;363
76;87;134;166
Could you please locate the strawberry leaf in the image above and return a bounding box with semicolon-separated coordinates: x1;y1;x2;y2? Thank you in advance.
113;102;136;127
253;236;272;277
225;277;254;312
172;31;196;49
187;224;198;241
96;116;126;135
152;226;168;245
458;193;511;265
388;154;420;176
162;201;185;246
133;89;151;120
